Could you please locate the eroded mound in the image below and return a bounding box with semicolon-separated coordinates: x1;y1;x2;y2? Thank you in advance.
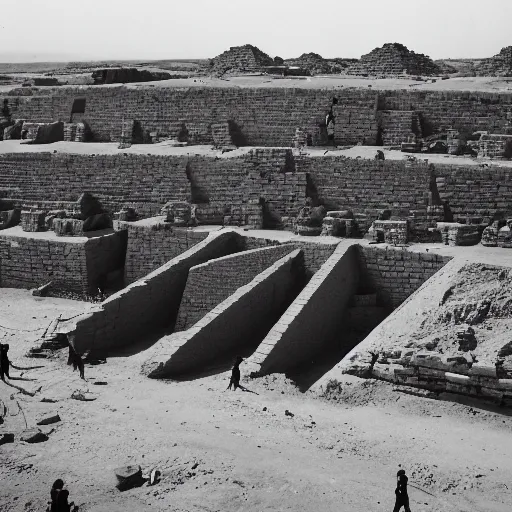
328;261;512;404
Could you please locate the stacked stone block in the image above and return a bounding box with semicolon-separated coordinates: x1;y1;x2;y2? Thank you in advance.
367;220;409;245
437;222;481;246
211;122;232;147
476;46;512;77
478;134;512;159
21;210;46;232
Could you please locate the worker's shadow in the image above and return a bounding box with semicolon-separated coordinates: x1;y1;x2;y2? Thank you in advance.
8;376;37;382
1;379;39;396
238;385;259;395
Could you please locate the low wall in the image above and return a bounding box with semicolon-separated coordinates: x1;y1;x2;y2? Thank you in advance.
358;246;451;308
0;228;126;295
249;242;359;375
122;221;210;283
0;230;88;294
68;231;241;354
141;249;304;379
175;244;299;330
242;236;338;277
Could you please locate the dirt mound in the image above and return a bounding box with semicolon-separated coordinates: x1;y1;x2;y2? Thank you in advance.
208;45;274;76
346;43;442;77
476;46;512;77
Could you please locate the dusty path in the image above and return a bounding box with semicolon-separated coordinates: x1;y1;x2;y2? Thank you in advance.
1;290;512;512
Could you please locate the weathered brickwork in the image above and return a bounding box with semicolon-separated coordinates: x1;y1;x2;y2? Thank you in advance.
70;231;239;354
0;229;126;295
358;246;451;308
176;244;298;330
3;86;512;146
122;222;210;283
434;164;512;223
300;157;433;233
0;150;306;225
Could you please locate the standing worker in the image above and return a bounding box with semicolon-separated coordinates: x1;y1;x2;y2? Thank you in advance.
227;356;244;391
325;97;338;147
393;469;412;512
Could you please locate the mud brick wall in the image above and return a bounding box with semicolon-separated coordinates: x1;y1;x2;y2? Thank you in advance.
176;244;298;330
0;150;306;225
242;236;337;277
0;230;127;295
300;157;432;232
70;231;241;355
358;246;451;308
333;93;379;145
434;164;512;223
0;235;87;293
122;222;211;283
380;91;512;136
142;249;304;379
379;110;421;145
249;244;359;375
5;87;512;146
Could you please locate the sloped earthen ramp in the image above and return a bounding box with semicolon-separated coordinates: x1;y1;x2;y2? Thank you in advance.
141;249;304;379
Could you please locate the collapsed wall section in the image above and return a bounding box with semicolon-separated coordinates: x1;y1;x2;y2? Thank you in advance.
141;249;304;379
248;242;359;376
175;244;300;330
68;231;241;355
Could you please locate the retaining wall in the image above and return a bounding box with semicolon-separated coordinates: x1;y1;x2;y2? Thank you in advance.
0;228;125;295
141;249;304;379
3;87;512;145
249;242;360;375
175;244;299;330
68;231;241;354
358;246;451;308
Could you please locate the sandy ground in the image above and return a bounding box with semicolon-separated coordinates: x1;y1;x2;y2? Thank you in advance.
1;288;512;512
2;74;512;93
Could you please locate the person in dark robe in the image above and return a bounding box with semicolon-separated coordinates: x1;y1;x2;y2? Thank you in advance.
393;469;412;512
47;479;78;512
66;337;85;380
0;344;11;381
227;356;244;391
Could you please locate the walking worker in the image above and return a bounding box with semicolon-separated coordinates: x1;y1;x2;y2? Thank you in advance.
0;344;12;381
227;356;244;391
393;469;412;512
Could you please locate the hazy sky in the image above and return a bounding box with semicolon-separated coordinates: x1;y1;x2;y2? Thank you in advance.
1;0;511;62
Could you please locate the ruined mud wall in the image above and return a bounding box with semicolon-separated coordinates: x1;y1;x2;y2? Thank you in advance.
0;230;126;295
358;246;451;308
250;243;359;375
176;244;299;330
142;249;304;379
0;150;305;222
434;164;512;223
122;223;210;283
4;87;512;145
70;231;241;355
300;157;432;232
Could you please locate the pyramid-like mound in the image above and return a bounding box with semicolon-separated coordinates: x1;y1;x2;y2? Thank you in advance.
284;53;332;75
476;46;512;76
346;43;442;76
209;44;274;76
